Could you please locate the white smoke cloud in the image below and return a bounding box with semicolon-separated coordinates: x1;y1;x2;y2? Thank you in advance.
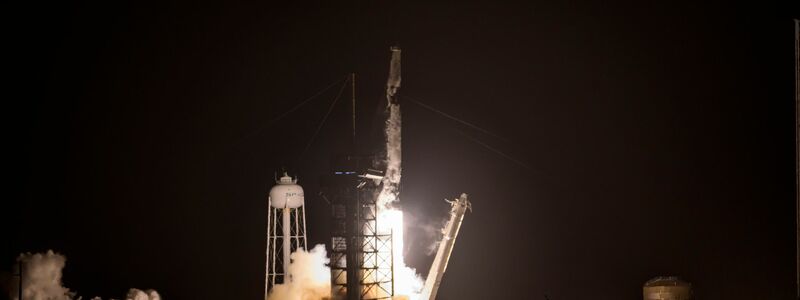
393;264;423;299
125;288;161;300
407;215;447;257
12;250;72;300
377;104;402;211
7;250;159;300
267;244;331;300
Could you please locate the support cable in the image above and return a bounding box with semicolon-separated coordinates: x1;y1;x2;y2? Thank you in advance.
404;94;529;170
405;95;508;142
301;77;351;158
454;129;530;170
235;76;348;147
794;18;799;300
351;73;357;151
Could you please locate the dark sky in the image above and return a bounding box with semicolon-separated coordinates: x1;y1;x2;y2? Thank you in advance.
5;1;800;299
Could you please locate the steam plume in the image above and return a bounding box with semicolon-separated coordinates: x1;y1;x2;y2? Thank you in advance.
377;104;402;210
12;250;72;300
7;250;159;300
125;289;161;300
267;245;331;300
378;46;403;210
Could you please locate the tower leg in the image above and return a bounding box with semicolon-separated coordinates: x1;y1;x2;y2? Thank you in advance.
265;205;272;299
283;208;291;281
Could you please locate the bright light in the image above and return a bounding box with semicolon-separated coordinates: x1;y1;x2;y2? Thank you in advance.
378;208;423;300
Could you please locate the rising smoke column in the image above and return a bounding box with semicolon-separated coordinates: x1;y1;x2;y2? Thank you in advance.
12;250;72;300
378;103;401;210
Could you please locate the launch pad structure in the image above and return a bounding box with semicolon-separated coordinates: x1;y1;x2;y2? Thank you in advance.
327;156;395;300
325;47;401;300
265;46;472;300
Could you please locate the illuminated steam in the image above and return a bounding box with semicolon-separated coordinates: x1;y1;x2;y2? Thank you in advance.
12;250;72;300
8;250;160;300
125;289;161;300
377;104;402;210
267;245;331;300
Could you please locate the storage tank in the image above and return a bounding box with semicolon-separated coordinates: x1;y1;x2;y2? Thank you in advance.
265;172;307;299
269;173;304;208
643;276;692;300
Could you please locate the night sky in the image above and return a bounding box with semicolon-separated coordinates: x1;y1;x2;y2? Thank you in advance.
5;1;800;299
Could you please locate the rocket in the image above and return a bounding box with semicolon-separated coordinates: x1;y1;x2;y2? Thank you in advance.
386;46;401;105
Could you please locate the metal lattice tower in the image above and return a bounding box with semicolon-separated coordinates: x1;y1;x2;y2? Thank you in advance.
328;156;394;300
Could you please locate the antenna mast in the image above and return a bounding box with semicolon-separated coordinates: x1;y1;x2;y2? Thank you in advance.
352;72;357;150
794;18;799;300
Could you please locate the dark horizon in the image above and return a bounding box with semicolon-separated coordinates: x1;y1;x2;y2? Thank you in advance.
5;1;800;299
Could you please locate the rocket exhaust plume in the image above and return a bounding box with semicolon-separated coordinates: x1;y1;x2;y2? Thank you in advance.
267;245;331;300
7;250;160;300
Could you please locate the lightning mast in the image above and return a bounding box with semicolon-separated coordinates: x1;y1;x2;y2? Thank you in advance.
795;18;799;300
421;193;472;300
328;47;402;300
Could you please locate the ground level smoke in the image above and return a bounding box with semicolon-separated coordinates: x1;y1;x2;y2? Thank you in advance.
267;245;331;300
6;250;160;300
12;250;71;300
125;289;161;300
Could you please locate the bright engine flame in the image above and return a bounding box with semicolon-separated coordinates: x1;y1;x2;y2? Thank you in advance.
378;208;423;300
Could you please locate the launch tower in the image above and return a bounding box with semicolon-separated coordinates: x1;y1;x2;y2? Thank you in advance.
327;46;402;300
327;159;395;300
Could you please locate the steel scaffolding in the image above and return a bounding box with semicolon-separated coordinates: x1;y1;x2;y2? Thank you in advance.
328;157;394;300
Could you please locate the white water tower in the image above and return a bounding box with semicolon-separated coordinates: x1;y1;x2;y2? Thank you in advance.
265;172;307;299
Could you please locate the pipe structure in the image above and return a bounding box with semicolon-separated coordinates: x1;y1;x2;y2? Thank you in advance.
421;193;471;300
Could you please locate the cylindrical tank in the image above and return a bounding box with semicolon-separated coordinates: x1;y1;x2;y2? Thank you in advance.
643;276;692;300
269;173;304;208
